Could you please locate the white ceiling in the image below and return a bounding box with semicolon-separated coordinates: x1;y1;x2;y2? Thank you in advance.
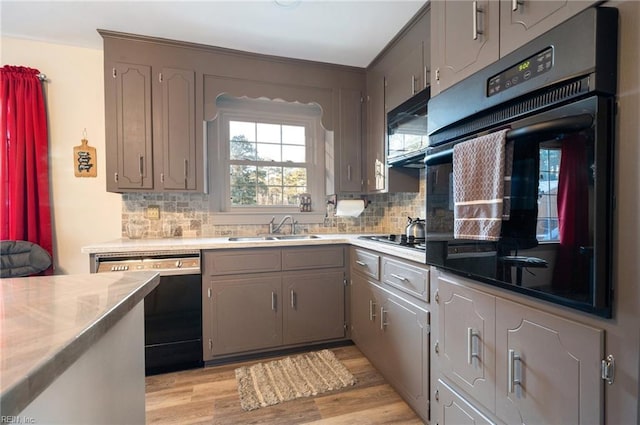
1;0;427;68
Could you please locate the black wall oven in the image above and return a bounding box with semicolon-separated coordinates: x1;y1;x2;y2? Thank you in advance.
425;7;617;317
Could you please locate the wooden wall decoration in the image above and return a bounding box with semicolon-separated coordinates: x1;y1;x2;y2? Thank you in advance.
73;138;97;177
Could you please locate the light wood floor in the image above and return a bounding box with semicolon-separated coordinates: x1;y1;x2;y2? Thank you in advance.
145;345;424;425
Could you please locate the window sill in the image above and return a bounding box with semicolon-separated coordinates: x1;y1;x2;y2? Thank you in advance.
210;211;326;226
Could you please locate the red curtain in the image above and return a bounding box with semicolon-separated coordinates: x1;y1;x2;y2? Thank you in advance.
553;134;589;290
0;66;53;262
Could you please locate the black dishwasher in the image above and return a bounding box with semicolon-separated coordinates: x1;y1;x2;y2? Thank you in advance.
94;251;203;375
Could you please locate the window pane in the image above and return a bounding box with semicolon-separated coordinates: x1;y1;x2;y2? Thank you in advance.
257;123;281;143
283;145;305;162
283;186;306;206
230;139;256;160
257;143;281;162
230;165;257;205
537;148;561;242
282;125;305;145
230;121;255;142
261;166;283;186
283;167;307;187
264;187;283;206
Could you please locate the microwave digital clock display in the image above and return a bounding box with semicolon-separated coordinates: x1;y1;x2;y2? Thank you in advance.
488;47;554;97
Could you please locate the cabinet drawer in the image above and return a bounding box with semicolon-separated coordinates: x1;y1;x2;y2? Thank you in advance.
436;379;495;425
203;249;281;275
382;257;429;302
352;248;380;280
282;245;344;270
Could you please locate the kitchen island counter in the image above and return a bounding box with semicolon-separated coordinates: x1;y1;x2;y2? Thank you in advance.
0;271;160;421
81;234;427;265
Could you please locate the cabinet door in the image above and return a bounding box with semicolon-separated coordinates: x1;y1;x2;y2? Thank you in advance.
495;298;604;425
437;379;496;425
379;287;430;421
107;62;154;191
158;67;197;190
385;42;424;112
350;274;381;362
499;0;595;56
365;69;386;192
209;274;282;356
337;88;363;193
431;0;499;95
283;270;345;345
437;274;496;411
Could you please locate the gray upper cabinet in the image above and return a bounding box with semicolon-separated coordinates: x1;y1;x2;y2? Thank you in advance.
499;0;595;57
364;67;386;192
430;0;500;96
156;67;197;190
102;41;204;193
335;88;364;193
363;5;429;194
384;10;430;112
107;62;154;191
430;0;595;95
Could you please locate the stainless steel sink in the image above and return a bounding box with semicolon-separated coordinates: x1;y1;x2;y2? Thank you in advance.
227;235;320;241
273;235;320;240
228;236;276;241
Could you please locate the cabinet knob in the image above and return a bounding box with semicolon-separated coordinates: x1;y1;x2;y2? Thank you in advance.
435;388;439;402
434;290;440;304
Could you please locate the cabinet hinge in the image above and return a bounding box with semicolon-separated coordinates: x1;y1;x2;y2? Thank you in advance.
112;68;117;79
158;72;163;83
601;354;615;385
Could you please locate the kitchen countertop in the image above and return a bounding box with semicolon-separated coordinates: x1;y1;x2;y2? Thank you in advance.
81;234;427;264
0;271;160;416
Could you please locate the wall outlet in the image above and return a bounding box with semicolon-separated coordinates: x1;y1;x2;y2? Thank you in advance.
146;205;160;220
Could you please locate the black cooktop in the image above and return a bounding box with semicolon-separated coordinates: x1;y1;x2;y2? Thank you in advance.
358;234;426;251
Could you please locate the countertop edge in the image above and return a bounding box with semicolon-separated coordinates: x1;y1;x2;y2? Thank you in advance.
0;272;160;417
81;234;428;265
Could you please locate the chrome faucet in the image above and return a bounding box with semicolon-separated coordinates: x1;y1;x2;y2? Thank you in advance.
269;215;296;234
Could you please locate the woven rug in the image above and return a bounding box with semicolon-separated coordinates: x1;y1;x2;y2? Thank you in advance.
235;349;356;411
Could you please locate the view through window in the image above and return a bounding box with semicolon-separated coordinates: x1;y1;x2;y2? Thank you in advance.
537;148;561;241
229;120;308;207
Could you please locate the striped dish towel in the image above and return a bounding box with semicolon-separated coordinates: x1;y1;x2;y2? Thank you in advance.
453;129;512;241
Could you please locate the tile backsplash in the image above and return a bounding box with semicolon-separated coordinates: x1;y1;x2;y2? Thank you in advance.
122;171;426;239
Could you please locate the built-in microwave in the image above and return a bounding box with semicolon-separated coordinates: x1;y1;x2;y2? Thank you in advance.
387;87;429;168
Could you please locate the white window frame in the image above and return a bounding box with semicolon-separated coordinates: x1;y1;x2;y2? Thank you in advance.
209;96;326;225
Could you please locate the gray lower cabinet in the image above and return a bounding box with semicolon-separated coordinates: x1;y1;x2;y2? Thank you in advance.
350;247;430;422
202;246;347;360
208;273;282;356
432;270;605;425
283;270;345;345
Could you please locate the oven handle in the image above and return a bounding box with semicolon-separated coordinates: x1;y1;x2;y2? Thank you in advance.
425;113;593;165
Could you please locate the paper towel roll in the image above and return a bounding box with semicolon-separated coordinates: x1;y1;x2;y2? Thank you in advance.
335;199;365;217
